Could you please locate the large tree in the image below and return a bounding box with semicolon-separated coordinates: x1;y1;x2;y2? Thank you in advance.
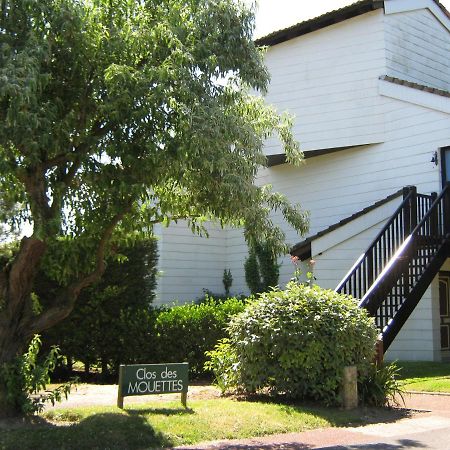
0;0;308;416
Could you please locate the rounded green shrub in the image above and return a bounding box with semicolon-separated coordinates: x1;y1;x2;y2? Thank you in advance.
207;282;377;404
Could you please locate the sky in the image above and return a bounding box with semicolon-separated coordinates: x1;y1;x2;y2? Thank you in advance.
250;0;450;38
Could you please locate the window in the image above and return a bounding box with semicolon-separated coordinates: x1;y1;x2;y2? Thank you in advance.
440;279;449;316
441;326;450;350
439;273;450;351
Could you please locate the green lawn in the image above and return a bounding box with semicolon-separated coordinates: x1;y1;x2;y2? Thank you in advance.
6;361;445;450
396;361;450;392
0;398;374;450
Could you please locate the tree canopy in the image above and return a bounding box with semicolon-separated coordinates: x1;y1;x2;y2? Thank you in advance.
0;0;308;416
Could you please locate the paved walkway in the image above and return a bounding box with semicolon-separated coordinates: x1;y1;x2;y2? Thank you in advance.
176;392;450;450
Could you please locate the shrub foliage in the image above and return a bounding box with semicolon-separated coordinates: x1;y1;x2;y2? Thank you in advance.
359;362;405;407
244;242;279;294
223;269;233;297
41;238;158;376
0;335;72;414
154;298;246;377
207;283;378;404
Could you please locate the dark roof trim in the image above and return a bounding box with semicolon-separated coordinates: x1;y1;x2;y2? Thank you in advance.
381;75;450;98
436;0;450;19
267;144;369;167
290;188;404;260
267;153;287;167
255;0;384;47
255;0;450;48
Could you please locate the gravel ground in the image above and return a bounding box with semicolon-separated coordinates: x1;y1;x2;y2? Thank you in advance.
44;383;221;409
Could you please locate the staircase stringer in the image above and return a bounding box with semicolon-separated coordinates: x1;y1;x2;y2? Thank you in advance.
382;242;449;351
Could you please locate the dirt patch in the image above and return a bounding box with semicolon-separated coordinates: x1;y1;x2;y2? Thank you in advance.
44;382;221;409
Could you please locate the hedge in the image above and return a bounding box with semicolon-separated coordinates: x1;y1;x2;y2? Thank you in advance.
152;297;246;377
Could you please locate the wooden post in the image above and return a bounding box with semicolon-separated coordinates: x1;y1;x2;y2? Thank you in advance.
181;392;187;408
403;186;412;236
367;247;374;288
430;192;438;236
342;366;358;410
374;338;384;367
410;186;417;233
117;365;124;409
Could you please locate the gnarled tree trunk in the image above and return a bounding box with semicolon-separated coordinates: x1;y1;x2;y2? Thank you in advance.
0;211;126;417
0;237;46;417
0;328;24;418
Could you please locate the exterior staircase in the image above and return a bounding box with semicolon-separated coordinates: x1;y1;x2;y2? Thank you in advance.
336;184;450;352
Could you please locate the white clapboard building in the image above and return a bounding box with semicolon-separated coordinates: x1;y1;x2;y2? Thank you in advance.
155;0;450;362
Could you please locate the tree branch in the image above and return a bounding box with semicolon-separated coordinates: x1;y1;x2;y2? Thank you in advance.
22;205;132;337
49;157;83;219
42;119;111;171
147;214;196;224
19;169;53;225
46;121;116;219
5;237;46;319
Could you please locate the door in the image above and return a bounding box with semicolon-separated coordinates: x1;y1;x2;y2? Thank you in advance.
441;147;450;186
439;273;450;359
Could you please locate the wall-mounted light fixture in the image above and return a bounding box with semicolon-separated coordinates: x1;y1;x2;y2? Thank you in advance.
431;151;438;166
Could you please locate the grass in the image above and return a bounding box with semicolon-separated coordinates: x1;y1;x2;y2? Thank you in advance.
0;398;377;450
396;361;450;392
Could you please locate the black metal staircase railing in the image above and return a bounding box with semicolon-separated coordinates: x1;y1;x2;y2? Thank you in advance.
336;186;428;299
336;184;450;352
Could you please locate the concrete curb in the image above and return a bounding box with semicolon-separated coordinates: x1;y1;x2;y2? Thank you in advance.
405;390;450;396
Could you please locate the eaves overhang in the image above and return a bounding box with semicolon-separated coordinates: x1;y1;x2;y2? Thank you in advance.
290;188;404;260
255;0;384;47
266;144;371;167
255;0;450;48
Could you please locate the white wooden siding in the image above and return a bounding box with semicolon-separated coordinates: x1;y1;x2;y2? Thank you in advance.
263;10;386;153
387;278;441;361
264;95;449;294
379;78;450;114
224;228;249;296
155;221;227;305
311;221;389;290
384;8;450;91
312;197;401;258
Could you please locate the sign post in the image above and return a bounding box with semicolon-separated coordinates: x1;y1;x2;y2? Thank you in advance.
117;362;189;409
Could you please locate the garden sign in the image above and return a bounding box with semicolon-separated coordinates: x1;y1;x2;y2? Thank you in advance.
117;362;189;408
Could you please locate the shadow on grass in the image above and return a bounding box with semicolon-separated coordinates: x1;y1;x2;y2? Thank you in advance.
126;406;195;416
230;392;414;428
280;403;414;427
0;413;172;450
397;361;450;380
